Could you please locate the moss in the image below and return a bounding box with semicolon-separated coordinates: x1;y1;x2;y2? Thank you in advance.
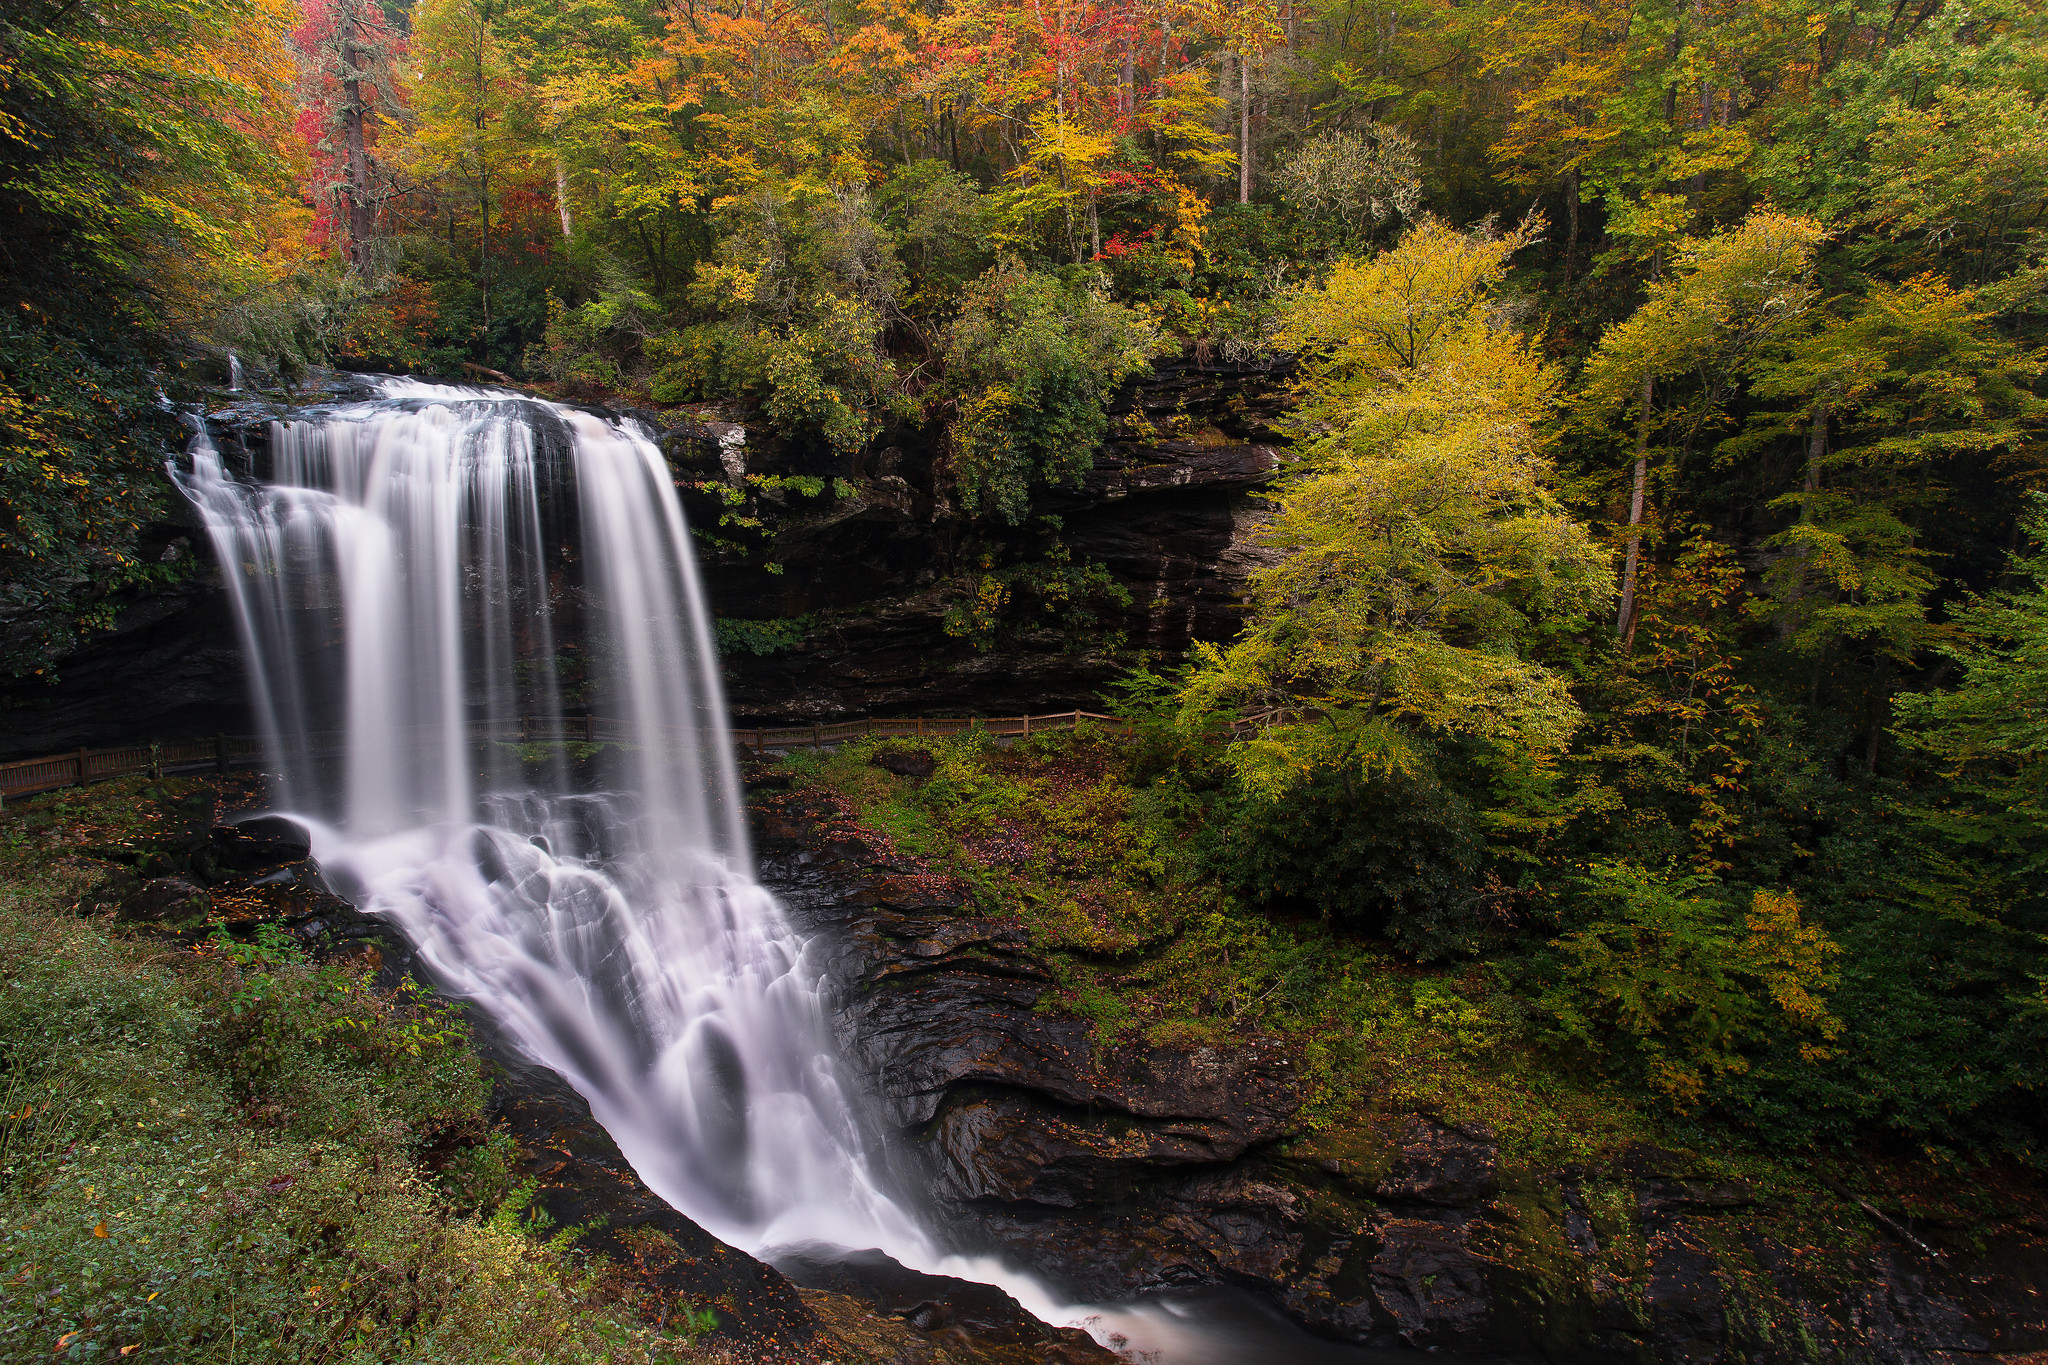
773;733;1683;1164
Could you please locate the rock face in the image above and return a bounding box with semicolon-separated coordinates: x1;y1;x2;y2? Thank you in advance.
757;788;2048;1365
694;359;1287;722
0;356;1284;756
480;1046;822;1350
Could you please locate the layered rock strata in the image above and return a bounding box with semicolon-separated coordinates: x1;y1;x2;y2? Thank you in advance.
757;784;2048;1365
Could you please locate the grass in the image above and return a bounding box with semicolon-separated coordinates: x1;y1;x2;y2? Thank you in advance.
0;778;719;1365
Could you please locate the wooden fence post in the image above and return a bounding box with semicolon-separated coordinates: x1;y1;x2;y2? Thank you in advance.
585;714;596;743
148;742;161;780
813;725;822;749
215;735;228;774
1021;714;1030;739
75;748;89;787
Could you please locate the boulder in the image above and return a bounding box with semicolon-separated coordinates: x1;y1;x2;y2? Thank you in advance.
207;815;311;873
118;877;213;929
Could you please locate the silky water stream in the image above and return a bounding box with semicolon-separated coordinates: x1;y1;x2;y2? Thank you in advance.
177;378;1404;1364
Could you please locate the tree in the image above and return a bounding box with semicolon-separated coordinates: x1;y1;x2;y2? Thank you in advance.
1897;498;2048;864
1575;209;1827;645
1539;863;1842;1109
941;257;1165;520
1269;124;1421;252
0;0;296;675
1180;217;1614;799
403;0;542;341
1751;276;2044;677
293;0;406;265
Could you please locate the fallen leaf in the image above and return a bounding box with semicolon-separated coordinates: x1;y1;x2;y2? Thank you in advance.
91;1222;107;1238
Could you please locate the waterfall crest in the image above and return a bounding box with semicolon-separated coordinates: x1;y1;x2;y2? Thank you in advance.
176;378;925;1255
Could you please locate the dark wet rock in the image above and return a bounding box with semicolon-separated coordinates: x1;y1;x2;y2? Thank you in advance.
756;793;2048;1365
1372;1116;1498;1207
484;1051;819;1349
760;798;1302;1229
775;1246;1115;1362
207;815;311;873
117;876;212;928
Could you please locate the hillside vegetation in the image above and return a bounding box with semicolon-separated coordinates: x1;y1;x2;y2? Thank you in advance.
0;778;718;1364
2;0;2044;1194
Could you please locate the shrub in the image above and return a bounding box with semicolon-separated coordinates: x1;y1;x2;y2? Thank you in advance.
1533;862;1842;1109
1210;760;1483;958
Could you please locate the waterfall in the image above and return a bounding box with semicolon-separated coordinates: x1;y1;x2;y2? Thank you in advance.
227;352;244;391
175;378;936;1256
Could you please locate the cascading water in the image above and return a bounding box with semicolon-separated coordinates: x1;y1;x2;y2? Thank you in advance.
176;377;940;1260
175;378;1393;1365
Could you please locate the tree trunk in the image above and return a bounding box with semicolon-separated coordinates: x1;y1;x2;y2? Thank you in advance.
1802;400;1828;508
1217;50;1234;184
479;173;491;339
1615;244;1665;648
1239;53;1253;204
1563;166;1580;287
554;160;574;239
339;35;375;264
1616;366;1655;648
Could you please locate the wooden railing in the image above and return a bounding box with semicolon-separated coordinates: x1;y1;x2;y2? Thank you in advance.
0;711;1130;805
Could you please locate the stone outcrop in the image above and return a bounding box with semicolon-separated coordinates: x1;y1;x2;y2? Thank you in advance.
0;356;1286;755
482;1047;823;1351
757;784;2048;1364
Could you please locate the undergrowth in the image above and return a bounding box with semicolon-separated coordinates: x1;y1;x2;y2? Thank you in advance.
779;729;1695;1171
0;779;710;1365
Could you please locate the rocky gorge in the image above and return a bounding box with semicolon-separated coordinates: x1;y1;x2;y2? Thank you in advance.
15;693;2048;1364
751;775;2048;1364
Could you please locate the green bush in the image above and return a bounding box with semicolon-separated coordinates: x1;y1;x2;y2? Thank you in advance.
1209;760;1483;958
1531;863;1842;1112
941;259;1165;523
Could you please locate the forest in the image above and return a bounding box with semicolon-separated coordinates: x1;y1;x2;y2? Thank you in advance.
3;0;2046;1200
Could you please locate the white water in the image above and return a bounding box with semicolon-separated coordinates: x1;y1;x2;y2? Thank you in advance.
177;379;952;1258
173;378;1334;1361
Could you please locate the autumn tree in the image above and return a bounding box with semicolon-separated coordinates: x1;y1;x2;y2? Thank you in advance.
1575;209;1826;645
1180;217;1613;798
0;0;297;674
294;0;406;265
